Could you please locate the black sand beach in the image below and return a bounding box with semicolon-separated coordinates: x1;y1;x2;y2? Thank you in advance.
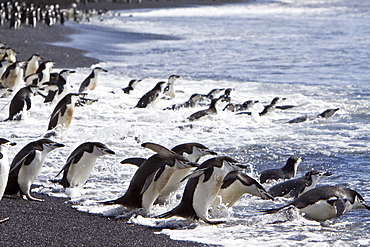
0;0;244;245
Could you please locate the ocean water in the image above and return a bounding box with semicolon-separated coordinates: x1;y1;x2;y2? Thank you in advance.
1;0;370;246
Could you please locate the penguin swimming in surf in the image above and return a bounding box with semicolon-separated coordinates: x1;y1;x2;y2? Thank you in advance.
268;170;332;198
135;81;166;108
263;186;370;221
288;108;339;124
103;142;197;212
53;142;115;189
223;100;259;112
122;79;141;94
5;139;64;201
259;155;303;183
157;156;245;224
163;75;180;99
78;67;108;93
164;94;204;110
4;84;38;121
187;96;226;121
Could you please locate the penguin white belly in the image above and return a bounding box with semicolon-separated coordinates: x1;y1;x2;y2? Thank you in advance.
157;168;191;202
142;167;175;211
57;105;74;129
218;182;248;207
66;155;98;188
0;160;10;198
88;78;98;90
299;200;338;221
17;152;46;196
193;173;224;220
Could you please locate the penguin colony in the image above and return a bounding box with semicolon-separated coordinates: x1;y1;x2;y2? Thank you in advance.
0;32;368;226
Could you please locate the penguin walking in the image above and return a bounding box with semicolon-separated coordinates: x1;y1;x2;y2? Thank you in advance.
156;156;245;224
135;81;166;108
24;54;43;78
214;170;274;208
78;67;107;93
164;94;204;110
102;142;197;212
163;75;180;99
268;170;332;198
43;69;75;104
259;155;303;183
187;96;226;121
0;61;24;91
0;138;16;199
263;186;370;221
54;142;115;189
288;108;339;124
121;79;141;94
3;84;38;121
5;139;64;201
47;93;82;132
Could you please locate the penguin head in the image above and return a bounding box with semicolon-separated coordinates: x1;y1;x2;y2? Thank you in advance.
270;97;286;105
39;139;65;151
92;142;115;156
93;67;108;74
0;138;16;149
352;191;370;210
318;108;339;119
168;75;180;84
284;155;303;171
189;94;204;103
128;79;141;89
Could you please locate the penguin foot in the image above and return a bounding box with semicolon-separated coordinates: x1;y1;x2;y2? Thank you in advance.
23;194;44;202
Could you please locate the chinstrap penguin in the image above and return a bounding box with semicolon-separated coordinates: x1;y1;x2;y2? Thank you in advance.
5;139;64;201
3;85;38;121
135;81;166;108
164;94;204;110
163;75;180;99
268;170;332;198
263;185;370;221
260;155;303;183
121;79;141;94
187;96;226;121
288;108;339;124
78;67;108;93
53;142;115;189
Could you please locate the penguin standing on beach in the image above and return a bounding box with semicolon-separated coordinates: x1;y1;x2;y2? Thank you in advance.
53;142;115;189
103;142;197;212
259;155;303;183
3;84;38;121
5;139;64;201
121;79;141;94
47;93;81;132
267;170;332;198
78;67;108;93
263;186;370;221
163;75;180;99
135;81;166;108
214;170;274;208
24;54;43;78
157;156;245;224
0;138;16;199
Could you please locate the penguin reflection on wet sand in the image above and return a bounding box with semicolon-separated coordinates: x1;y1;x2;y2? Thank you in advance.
288;108;339;124
3;85;38;121
5;139;64;201
268;170;332;198
135;81;166;108
260;155;303;183
47;93;82;132
187;96;226;121
53;142;115;189
263;186;370;222
103;142;197;212
214;170;274;208
78;67;108;93
157;156;245;224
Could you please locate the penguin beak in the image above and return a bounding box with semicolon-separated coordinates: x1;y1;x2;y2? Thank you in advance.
9;142;17;146
236;164;248;169
53;143;65;148
104;149;115;155
206;150;218;156
322;171;333;177
363;203;370;210
102;69;108;73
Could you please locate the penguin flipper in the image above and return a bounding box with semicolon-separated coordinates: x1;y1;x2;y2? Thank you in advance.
25;97;31;110
180;168;207;183
9;150;35;173
328;198;346;217
141;142;174;156
140;166;165;195
120;157;146;167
